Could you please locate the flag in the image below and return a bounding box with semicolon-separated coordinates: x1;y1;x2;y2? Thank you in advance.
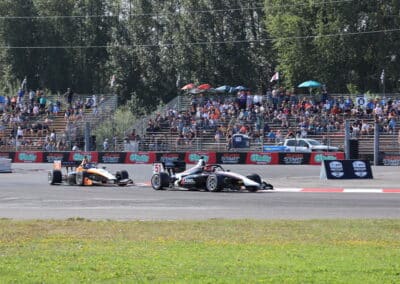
176;73;181;88
110;75;116;87
270;72;279;82
380;69;385;84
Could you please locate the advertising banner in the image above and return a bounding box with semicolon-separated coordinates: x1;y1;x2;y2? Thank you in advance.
68;152;99;163
381;153;400;166
155;152;186;164
246;152;279;165
43;152;69;163
14;151;43;163
321;160;373;179
216;152;247;164
309;152;345;165
278;152;310;165
98;152;126;164
124;152;156;164
185;152;217;164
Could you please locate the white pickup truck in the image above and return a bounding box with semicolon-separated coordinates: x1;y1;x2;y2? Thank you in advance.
282;138;339;152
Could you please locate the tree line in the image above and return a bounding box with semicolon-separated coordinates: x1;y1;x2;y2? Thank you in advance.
0;0;398;113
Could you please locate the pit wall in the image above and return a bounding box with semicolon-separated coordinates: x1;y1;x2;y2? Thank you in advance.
0;151;345;165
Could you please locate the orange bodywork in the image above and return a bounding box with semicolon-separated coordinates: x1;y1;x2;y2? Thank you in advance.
84;177;93;185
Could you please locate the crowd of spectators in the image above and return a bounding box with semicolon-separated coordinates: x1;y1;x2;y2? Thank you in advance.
143;86;400;150
0;83;106;151
2;79;399;152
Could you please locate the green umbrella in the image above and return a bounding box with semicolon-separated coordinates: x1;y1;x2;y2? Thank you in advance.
298;80;322;88
298;80;322;95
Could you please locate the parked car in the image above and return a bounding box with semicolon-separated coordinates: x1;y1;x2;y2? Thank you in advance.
282;138;339;152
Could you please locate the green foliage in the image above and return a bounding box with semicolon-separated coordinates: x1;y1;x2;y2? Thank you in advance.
264;0;400;93
0;0;399;114
93;105;137;145
346;83;359;95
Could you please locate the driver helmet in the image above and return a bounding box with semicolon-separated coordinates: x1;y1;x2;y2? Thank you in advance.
198;156;206;167
204;164;213;172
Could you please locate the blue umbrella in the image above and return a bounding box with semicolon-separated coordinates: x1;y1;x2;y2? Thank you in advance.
234;85;249;91
298;80;322;88
215;85;232;93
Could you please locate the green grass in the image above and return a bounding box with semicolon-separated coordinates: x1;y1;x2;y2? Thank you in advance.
0;219;399;283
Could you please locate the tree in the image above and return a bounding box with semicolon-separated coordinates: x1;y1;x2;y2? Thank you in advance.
264;0;400;93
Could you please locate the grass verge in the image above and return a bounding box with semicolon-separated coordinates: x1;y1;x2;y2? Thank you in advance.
0;219;399;283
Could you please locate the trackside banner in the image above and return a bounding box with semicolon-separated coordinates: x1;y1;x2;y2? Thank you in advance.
2;151;345;165
321;160;373;179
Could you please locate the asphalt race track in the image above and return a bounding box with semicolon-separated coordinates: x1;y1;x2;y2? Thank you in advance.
1;163;400;220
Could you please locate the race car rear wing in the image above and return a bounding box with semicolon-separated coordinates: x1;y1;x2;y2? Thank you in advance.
53;160;81;170
152;160;186;174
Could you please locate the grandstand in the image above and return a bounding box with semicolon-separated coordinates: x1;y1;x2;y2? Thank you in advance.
136;92;400;159
0;93;116;152
1;89;400;161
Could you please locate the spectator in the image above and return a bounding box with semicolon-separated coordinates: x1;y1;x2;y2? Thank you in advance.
16;126;24;139
266;130;276;143
103;138;109;151
65;88;74;106
226;134;233;150
21;76;27;91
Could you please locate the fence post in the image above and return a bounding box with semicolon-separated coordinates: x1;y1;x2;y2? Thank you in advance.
374;122;379;165
344;120;350;159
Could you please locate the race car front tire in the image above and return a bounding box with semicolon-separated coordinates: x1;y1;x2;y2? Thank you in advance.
151;172;170;190
206;174;223;192
48;170;62;185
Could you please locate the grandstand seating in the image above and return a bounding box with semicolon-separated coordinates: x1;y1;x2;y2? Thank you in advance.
138;93;400;158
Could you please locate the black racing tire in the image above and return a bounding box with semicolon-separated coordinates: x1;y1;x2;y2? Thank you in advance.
67;174;76;185
246;174;262;184
116;170;129;181
48;170;62;185
120;170;129;179
206;174;223;192
76;171;87;186
151;172;170;190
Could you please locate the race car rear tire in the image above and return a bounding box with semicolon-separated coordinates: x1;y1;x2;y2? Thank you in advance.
151;172;170;190
76;171;87;186
246;174;262;184
206;174;223;192
48;170;62;185
116;170;129;181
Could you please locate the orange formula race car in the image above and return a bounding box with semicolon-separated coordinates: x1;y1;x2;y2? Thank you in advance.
48;160;133;186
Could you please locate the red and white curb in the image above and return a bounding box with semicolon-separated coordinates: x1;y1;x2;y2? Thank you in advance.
272;188;400;193
135;182;400;193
